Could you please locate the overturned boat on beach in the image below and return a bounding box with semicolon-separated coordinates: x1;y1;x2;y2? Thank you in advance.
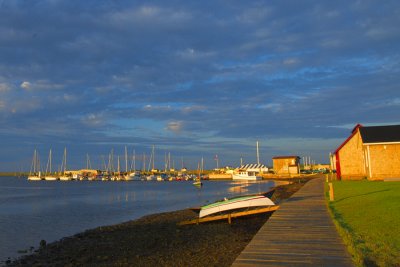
180;189;278;225
199;189;275;218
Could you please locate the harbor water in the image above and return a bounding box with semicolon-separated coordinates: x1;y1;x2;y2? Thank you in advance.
0;176;276;263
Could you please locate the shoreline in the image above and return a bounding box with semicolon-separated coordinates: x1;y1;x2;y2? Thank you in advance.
6;178;312;266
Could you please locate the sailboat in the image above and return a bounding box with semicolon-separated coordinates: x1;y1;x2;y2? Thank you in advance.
127;149;141;181
193;162;203;187
27;149;42;181
44;149;58;181
146;146;157;181
59;148;71;181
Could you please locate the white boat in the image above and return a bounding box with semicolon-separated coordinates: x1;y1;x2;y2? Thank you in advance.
232;169;262;181
193;162;203;187
28;174;42;181
44;175;58;181
199;190;275;218
232;142;268;181
28;149;42;181
59;176;71;181
44;149;58;181
127;171;141;181
146;175;157;181
59;148;71;181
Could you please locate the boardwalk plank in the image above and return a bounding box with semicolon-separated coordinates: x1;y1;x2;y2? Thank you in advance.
232;177;354;266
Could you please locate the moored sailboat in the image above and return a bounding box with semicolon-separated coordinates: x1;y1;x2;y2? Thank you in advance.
27;149;42;181
193;161;203;187
44;149;58;181
59;148;71;181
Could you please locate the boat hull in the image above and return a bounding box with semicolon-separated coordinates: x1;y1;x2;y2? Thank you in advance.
27;176;42;181
232;173;262;181
199;194;274;218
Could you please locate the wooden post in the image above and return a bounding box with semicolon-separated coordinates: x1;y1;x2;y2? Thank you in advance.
329;182;334;201
228;213;232;224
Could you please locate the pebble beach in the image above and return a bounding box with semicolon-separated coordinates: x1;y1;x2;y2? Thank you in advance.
7;179;310;267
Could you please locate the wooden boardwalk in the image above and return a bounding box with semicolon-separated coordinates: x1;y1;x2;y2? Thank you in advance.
232;177;354;266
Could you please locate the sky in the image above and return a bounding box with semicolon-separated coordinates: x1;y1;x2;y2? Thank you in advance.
1;0;400;172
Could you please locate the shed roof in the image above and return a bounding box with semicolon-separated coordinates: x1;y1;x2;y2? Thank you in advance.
238;164;268;170
360;125;400;144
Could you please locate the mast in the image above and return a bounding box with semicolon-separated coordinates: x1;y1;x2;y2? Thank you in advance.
152;145;155;170
148;150;152;172
256;141;260;165
34;149;37;173
117;155;120;173
164;152;167;172
86;153;92;170
143;153;146;172
168;152;171;171
60;147;67;174
64;147;67;174
46;149;52;175
125;146;127;172
50;149;52;174
33;149;37;174
133;149;136;171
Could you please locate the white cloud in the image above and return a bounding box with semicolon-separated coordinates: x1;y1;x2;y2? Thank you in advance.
82;113;104;126
283;58;299;65
166;121;183;133
20;81;31;90
258;103;282;113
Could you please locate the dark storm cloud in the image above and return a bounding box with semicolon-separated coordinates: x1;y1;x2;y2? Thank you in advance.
1;0;400;170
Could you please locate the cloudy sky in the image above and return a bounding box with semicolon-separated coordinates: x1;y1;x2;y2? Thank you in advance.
1;0;399;171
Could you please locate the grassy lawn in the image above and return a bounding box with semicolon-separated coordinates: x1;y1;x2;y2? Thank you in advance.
328;180;400;266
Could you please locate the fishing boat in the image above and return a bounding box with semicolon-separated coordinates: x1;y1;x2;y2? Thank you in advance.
232;142;267;181
198;190;275;218
232;169;262;181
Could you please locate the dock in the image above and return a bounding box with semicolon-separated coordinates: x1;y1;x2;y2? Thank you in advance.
232;176;354;266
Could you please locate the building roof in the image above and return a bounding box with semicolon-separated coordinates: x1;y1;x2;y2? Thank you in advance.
359;125;400;144
238;163;268;170
272;156;300;159
334;124;363;154
335;124;400;155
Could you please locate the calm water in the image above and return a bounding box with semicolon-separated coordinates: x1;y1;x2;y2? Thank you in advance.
0;176;276;262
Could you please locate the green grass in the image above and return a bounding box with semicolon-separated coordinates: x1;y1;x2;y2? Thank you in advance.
328;180;400;266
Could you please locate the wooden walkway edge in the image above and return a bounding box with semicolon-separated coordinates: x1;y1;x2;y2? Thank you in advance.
232;177;354;266
179;206;279;225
